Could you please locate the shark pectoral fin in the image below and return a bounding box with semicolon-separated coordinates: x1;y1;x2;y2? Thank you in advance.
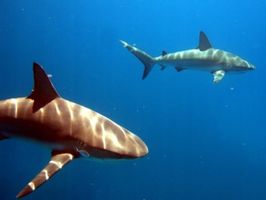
16;151;76;198
213;70;225;83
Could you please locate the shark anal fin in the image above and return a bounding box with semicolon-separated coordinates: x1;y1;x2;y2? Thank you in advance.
27;63;60;112
197;31;212;51
213;70;225;83
16;152;75;199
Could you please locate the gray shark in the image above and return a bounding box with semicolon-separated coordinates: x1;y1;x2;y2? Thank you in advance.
120;31;255;83
0;63;148;198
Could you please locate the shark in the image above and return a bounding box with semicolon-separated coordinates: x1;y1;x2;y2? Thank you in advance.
0;63;148;198
120;31;255;83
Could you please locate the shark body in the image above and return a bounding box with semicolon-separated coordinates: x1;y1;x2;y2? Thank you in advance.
0;63;148;198
121;31;255;83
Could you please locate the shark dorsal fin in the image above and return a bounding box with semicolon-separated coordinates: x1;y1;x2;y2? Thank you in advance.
27;62;60;112
162;50;168;56
198;31;212;51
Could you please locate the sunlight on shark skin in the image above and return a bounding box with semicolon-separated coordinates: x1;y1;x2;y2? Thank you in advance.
120;31;255;83
0;63;148;198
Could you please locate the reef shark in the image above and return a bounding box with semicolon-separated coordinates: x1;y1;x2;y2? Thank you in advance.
120;31;255;83
0;63;148;198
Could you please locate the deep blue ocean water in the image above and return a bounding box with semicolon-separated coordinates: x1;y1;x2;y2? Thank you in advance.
0;0;266;199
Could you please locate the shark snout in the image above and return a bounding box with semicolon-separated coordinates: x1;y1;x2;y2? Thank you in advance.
240;62;255;71
249;64;255;70
120;40;129;48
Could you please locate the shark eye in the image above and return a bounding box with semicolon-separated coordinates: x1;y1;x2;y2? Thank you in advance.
78;140;85;147
74;141;89;157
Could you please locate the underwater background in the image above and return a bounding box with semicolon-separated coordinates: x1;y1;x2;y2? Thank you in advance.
0;0;266;199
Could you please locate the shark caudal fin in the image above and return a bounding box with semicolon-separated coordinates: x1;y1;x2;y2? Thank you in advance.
120;40;155;79
16;151;77;198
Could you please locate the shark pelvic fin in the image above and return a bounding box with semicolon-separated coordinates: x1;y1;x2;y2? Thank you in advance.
16;151;77;199
198;31;212;51
213;70;225;83
27;63;60;112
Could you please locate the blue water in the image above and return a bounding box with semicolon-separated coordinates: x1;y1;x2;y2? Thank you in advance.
0;0;266;199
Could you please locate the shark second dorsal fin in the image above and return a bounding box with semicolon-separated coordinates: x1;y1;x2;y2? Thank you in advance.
27;63;60;112
161;50;168;56
16;151;77;198
197;31;212;51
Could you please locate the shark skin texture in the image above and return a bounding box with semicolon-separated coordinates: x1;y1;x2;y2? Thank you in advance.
120;31;255;83
0;63;148;198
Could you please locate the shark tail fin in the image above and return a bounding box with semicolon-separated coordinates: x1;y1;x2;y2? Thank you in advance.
120;40;155;79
